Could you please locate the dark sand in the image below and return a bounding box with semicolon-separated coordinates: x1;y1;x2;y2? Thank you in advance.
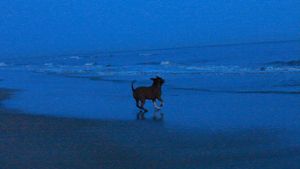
1;89;300;169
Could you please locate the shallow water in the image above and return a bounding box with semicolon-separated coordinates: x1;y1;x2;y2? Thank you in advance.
0;41;299;128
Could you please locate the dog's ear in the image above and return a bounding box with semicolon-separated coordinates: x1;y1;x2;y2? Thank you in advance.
150;78;155;81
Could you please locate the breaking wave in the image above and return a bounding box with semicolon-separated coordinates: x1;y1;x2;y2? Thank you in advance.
9;63;300;78
0;62;7;67
1;58;300;77
268;60;300;67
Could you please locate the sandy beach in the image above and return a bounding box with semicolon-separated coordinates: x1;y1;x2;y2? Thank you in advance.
1;88;300;169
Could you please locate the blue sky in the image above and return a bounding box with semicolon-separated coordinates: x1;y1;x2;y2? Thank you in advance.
0;0;299;57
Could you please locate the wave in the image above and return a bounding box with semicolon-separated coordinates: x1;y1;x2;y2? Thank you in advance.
172;87;300;95
69;56;81;60
160;61;171;65
260;60;300;73
44;63;54;66
267;60;300;67
0;62;7;67
84;62;97;66
259;66;300;73
2;50;300;77
2;61;300;77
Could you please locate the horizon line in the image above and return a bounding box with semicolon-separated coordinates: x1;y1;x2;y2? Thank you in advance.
100;39;300;55
56;39;300;57
5;39;300;59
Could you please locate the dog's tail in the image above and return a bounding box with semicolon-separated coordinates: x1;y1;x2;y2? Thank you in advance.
131;80;136;92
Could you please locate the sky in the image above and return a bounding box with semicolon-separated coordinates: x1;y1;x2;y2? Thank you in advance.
0;0;299;58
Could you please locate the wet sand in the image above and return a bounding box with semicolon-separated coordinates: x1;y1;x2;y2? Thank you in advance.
0;89;300;169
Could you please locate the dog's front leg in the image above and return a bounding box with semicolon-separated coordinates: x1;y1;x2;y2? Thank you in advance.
152;100;161;110
157;98;164;107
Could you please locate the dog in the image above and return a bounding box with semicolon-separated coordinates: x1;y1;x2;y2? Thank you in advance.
131;76;165;119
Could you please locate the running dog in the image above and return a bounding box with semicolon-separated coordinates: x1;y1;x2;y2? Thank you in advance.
131;76;165;119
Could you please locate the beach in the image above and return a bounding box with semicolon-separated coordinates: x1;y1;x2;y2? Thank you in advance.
1;87;300;169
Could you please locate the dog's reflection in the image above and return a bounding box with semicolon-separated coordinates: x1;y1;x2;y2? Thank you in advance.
136;108;164;120
153;108;164;121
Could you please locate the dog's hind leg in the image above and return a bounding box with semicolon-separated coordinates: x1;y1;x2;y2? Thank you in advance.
135;99;143;119
140;99;148;119
135;99;147;112
135;99;141;110
135;99;148;119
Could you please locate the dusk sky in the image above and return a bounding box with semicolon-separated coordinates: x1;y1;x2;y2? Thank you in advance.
0;0;299;57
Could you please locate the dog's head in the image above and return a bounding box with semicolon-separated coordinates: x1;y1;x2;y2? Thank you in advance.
151;76;165;86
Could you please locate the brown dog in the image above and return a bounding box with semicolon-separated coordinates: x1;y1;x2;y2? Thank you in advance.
132;76;165;119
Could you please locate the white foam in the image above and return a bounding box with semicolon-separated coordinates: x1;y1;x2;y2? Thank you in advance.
264;66;300;72
139;53;153;56
85;62;97;66
7;57;300;77
0;62;7;67
44;63;53;66
160;61;171;65
69;56;81;60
